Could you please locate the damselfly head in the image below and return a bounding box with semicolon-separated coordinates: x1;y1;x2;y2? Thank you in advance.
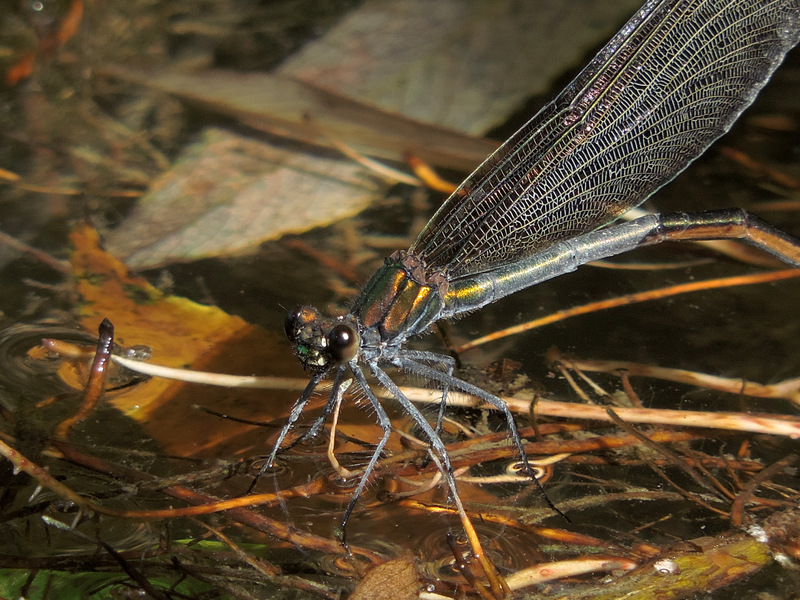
285;305;360;371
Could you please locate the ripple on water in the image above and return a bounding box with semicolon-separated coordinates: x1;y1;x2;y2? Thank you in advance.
0;324;96;396
4;487;160;558
416;521;545;583
316;535;401;576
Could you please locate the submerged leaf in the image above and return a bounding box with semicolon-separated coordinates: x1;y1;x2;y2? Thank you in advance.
350;557;419;600
104;127;383;269
559;532;774;600
70;224;300;457
106;67;499;172
279;0;643;135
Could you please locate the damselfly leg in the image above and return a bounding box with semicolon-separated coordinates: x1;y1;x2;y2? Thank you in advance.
398;349;456;434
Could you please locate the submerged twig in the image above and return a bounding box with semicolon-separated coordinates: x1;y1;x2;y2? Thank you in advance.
730;454;798;527
551;350;800;406
55;318;115;440
39;338;800;438
0;438;94;514
0;228;70;273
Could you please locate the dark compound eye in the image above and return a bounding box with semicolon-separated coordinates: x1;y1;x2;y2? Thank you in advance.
285;306;318;341
327;323;359;364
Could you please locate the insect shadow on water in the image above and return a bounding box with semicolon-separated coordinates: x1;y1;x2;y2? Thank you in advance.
253;0;800;554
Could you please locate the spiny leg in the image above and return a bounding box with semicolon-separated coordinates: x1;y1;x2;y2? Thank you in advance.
404;358;567;520
248;369;329;492
299;367;349;441
335;365;394;544
266;369;328;466
401;349;457;435
370;363;510;598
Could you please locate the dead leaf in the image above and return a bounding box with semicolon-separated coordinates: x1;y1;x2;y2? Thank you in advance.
103;66;499;172
350;557;420;600
101;1;644;271
279;0;643;135
69;224;301;457
104;127;383;269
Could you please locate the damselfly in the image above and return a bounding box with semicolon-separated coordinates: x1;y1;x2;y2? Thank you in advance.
265;0;800;540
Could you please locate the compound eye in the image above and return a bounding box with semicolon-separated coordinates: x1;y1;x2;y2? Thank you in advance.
327;324;359;364
285;306;318;341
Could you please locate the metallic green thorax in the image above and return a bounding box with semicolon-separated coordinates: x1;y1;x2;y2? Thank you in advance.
351;250;447;342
